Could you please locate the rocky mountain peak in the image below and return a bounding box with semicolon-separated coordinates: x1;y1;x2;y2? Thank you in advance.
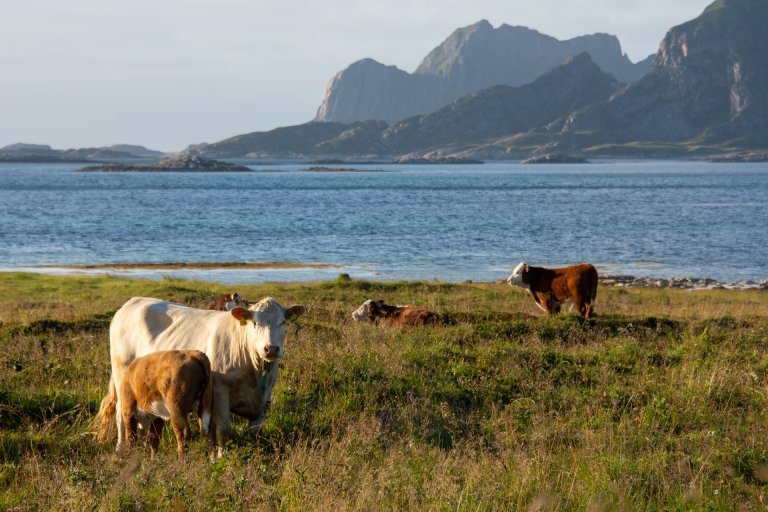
315;21;652;125
561;0;768;144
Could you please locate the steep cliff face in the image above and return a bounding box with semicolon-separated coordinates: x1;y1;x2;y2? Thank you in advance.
314;59;442;124
380;54;620;153
315;21;651;124
562;0;768;142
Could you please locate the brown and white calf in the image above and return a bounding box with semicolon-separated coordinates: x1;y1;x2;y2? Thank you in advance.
208;293;241;311
351;299;440;327
507;262;598;319
119;349;215;459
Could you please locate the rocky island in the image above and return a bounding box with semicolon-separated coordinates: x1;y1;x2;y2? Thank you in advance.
700;152;768;163
521;153;588;164
394;157;483;165
79;155;252;172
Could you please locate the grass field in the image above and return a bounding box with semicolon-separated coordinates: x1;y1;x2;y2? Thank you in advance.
1;272;768;511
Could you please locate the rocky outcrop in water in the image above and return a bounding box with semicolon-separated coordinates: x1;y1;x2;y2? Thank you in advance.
700;152;768;162
80;155;251;172
600;275;768;290
315;21;651;124
521;153;588;164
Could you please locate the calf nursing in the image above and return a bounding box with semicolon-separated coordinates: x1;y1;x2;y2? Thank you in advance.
119;349;215;458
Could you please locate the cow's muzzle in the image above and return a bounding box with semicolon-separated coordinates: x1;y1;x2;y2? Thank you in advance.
264;345;281;360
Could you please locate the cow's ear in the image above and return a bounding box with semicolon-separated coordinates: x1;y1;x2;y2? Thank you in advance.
374;300;384;307
230;306;252;325
284;305;306;322
523;264;529;273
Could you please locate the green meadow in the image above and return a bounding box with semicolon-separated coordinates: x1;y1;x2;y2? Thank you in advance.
1;272;768;511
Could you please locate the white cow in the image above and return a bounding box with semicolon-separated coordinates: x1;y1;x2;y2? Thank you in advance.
96;296;305;456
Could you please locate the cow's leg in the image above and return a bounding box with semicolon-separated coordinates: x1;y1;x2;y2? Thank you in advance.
536;292;554;315
168;408;191;458
113;368;128;452
147;417;165;459
205;417;217;463
248;401;271;437
530;291;550;314
571;292;586;318
248;363;277;437
213;387;231;459
120;390;137;454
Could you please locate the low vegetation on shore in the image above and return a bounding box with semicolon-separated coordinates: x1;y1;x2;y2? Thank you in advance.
1;272;768;510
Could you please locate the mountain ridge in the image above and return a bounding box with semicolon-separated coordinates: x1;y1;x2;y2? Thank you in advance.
0;143;166;162
315;21;651;124
192;0;767;160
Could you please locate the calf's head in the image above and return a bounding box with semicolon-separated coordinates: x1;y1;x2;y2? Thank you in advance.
507;262;529;288
230;297;305;361
221;293;241;311
351;299;386;323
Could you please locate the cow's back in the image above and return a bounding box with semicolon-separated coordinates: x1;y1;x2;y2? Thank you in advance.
110;297;230;371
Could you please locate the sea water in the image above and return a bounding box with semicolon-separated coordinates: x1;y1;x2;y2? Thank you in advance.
0;160;766;283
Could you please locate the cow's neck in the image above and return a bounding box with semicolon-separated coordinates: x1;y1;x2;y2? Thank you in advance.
380;304;400;317
256;360;276;393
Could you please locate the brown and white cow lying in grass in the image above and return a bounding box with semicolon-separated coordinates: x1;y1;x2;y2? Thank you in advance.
208;293;241;311
351;299;440;327
119;349;215;459
507;262;598;319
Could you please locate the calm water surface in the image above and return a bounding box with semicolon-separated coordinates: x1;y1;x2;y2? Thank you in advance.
0;160;766;283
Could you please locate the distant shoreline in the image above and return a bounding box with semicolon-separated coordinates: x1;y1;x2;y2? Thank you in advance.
4;263;766;290
40;261;342;270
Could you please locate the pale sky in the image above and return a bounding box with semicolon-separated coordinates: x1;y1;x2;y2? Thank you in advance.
0;0;714;152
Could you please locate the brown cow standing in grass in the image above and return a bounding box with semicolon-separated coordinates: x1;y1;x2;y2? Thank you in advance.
351;299;440;327
507;262;598;319
119;349;215;459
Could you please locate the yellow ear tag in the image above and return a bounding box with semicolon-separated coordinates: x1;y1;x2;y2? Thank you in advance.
240;319;248;326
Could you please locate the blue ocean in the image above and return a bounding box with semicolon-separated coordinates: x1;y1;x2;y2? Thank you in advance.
1;160;766;284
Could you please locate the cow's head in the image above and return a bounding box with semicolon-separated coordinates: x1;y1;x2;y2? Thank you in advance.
222;293;241;311
230;297;305;362
351;299;385;323
507;262;529;288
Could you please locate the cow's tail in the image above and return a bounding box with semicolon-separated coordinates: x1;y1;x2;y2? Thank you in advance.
95;377;117;443
199;357;214;435
586;265;599;318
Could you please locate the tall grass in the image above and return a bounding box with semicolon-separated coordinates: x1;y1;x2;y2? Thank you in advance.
1;272;767;510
